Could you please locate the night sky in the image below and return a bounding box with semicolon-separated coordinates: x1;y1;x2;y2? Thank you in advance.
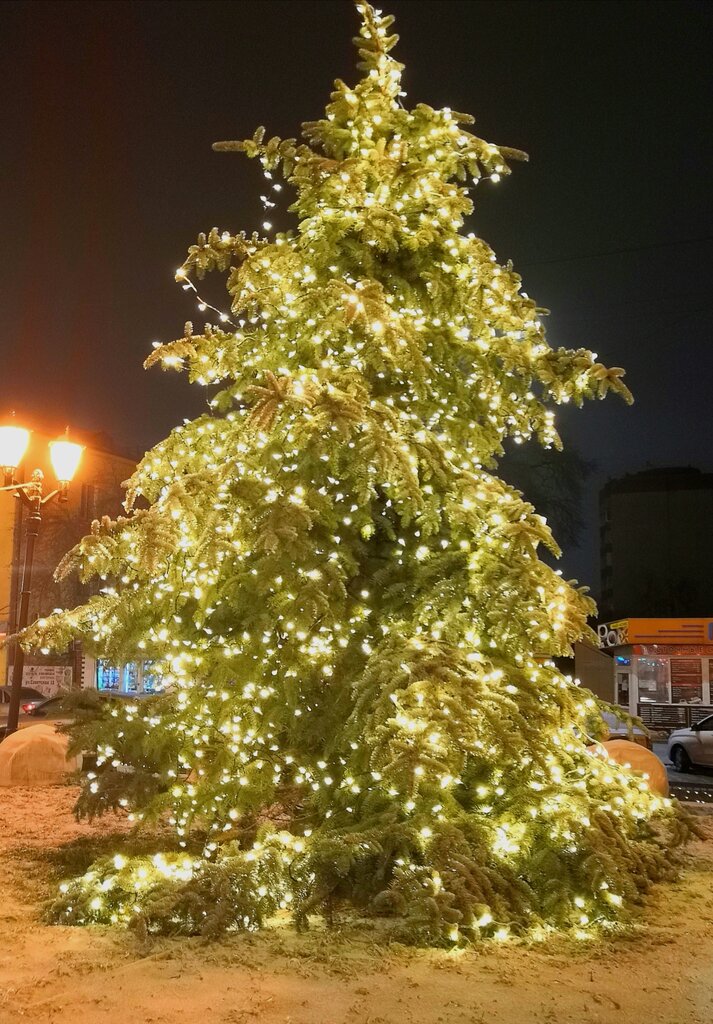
2;0;712;592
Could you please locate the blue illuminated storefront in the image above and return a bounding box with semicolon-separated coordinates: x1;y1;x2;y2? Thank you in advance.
95;658;162;694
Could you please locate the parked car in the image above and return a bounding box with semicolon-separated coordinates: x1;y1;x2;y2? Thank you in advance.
667;715;713;772
25;689;154;721
0;689;156;739
601;711;652;750
0;685;46;721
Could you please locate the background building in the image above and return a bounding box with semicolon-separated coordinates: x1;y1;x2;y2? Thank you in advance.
594;617;713;730
0;424;137;691
599;466;713;620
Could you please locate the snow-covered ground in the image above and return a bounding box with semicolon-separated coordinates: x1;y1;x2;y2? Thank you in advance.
1;786;713;1024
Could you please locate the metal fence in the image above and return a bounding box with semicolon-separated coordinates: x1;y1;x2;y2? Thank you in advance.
637;702;713;732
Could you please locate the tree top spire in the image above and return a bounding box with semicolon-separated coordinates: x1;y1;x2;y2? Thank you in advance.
352;2;403;95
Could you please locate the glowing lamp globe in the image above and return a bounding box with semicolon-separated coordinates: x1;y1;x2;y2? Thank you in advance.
0;424;31;475
49;437;83;484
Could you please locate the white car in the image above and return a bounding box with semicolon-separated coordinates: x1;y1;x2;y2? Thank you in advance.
667;715;713;772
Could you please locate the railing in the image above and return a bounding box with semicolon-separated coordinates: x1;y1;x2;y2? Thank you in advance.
637;702;713;732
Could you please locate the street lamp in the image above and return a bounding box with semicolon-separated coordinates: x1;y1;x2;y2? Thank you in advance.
0;422;83;737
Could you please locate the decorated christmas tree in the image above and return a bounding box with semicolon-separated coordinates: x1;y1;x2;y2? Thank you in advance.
29;2;689;943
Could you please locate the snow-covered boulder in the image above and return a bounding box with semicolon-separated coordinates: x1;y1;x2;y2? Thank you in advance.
592;738;669;797
0;724;81;787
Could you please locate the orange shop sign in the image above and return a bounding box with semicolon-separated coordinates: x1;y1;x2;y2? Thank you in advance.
597;618;713;649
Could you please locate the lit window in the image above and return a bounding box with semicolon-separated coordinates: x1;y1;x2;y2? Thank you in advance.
636;657;669;703
96;660;120;691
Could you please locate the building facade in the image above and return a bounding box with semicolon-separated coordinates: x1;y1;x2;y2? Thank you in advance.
593;617;713;730
0;426;136;692
599;466;713;621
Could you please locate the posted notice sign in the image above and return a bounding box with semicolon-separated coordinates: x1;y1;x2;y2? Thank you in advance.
6;665;72;697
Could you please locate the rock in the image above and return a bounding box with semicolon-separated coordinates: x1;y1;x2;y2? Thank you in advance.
0;724;81;787
592;739;669;797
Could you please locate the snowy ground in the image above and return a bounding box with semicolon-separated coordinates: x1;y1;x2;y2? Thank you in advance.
2;785;713;1024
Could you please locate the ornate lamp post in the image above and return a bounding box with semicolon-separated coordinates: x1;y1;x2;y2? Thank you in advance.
0;422;83;737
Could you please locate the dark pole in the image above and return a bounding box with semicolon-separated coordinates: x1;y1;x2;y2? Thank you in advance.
5;487;42;737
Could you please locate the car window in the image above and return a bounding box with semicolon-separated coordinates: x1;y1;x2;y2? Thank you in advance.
695;715;713;731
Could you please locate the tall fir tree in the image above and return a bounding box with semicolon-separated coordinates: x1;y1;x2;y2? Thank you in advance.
29;3;688;943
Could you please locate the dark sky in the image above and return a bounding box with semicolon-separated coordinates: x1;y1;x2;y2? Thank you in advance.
2;0;712;593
